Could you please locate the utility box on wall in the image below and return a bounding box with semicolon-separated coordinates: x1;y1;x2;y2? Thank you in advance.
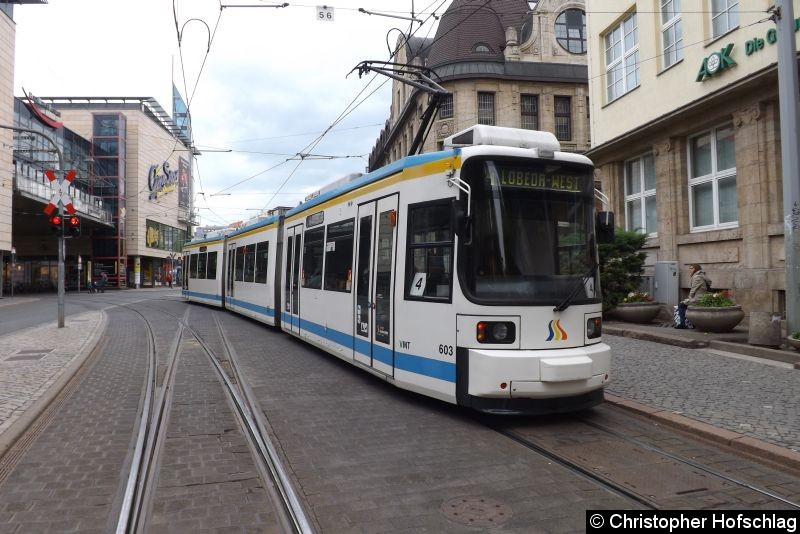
654;261;679;306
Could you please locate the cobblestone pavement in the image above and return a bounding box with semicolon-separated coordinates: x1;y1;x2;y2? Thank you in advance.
2;292;800;531
0;307;147;533
605;335;800;451
216;310;638;533
0;310;104;450
146;307;282;532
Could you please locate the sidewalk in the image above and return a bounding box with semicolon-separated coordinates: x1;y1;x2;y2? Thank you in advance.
604;319;800;366
0;307;106;458
603;318;800;470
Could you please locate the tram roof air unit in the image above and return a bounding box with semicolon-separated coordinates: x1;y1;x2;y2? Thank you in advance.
444;125;560;157
305;172;364;202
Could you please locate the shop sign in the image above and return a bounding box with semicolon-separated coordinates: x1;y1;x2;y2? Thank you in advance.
148;162;179;200
696;43;736;82
697;18;800;82
745;18;800;56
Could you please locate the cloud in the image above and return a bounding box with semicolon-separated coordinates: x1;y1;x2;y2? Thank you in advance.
13;0;441;225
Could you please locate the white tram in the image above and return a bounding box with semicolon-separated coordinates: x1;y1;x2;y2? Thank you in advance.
183;125;612;413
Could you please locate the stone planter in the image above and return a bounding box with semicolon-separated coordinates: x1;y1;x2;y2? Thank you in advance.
686;305;744;333
787;336;800;351
612;302;661;324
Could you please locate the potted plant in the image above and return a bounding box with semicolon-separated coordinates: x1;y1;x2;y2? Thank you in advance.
686;291;744;333
788;331;800;351
612;290;662;324
599;230;654;313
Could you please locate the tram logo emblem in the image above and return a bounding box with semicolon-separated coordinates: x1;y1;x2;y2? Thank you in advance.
546;320;568;341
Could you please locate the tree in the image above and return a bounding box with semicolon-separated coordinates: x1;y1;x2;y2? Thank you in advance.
598;229;648;312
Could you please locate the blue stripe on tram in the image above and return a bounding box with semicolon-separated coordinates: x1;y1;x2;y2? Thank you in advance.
286;316;456;383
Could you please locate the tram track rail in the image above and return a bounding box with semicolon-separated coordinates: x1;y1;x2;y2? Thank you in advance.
108;297;314;534
491;425;660;510
487;408;800;512
113;301;183;534
573;414;800;510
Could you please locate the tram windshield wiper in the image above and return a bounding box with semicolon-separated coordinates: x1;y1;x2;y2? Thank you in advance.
553;262;598;312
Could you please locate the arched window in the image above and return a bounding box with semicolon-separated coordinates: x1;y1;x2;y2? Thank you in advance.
555;8;586;54
473;43;492;54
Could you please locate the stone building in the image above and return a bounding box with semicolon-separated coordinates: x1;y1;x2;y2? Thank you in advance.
369;0;590;170
586;0;798;316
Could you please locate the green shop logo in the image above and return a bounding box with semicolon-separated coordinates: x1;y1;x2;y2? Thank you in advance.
697;19;800;82
696;43;736;82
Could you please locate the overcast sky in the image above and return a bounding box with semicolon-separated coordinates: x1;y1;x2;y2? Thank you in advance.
13;0;446;227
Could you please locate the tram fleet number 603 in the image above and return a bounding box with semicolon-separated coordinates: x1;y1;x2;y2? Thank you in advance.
183;125;615;414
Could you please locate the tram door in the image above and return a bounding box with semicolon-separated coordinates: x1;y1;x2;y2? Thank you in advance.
225;242;236;308
354;195;398;376
284;225;303;334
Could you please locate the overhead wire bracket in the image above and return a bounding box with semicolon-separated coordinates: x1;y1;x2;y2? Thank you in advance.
349;61;450;157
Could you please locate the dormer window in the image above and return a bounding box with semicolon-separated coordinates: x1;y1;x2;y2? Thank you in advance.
473;43;492;54
555;8;587;54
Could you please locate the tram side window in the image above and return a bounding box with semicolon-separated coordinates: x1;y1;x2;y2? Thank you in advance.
324;219;354;292
405;200;454;301
189;253;198;279
207;251;218;280
235;246;245;282
302;227;325;289
197;252;207;279
244;244;256;282
255;241;269;284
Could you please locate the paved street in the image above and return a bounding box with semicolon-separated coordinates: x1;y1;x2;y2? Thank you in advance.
0;291;799;532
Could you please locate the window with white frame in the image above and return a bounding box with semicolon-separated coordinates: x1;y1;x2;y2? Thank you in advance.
604;13;639;103
689;123;738;230
661;0;683;69
711;0;739;38
624;153;657;235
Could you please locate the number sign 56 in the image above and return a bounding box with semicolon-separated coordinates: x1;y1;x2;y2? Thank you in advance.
317;5;334;21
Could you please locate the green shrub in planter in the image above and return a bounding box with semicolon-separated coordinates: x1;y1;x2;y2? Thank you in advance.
598;229;647;312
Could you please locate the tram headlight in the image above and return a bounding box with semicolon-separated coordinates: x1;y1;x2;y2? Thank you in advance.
587;317;602;339
492;323;508;341
476;321;516;344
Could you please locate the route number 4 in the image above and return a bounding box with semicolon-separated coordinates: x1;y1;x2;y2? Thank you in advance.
317;5;334;21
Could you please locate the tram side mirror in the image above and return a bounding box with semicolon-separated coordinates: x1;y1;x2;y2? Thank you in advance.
596;211;615;244
453;200;472;244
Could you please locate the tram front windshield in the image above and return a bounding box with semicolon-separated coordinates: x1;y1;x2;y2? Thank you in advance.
460;158;599;305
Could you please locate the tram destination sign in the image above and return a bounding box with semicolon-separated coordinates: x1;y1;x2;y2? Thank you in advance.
498;166;591;193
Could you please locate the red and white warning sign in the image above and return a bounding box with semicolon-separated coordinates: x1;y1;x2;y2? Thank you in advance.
43;169;77;215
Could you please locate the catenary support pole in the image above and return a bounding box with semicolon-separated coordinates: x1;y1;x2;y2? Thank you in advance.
776;0;800;335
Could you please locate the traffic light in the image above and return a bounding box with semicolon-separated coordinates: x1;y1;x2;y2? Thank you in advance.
67;215;81;238
49;214;63;236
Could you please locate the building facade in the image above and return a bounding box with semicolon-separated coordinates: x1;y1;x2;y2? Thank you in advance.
39;98;195;289
586;0;799;315
5;95;195;292
9;95;114;292
369;0;591;170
